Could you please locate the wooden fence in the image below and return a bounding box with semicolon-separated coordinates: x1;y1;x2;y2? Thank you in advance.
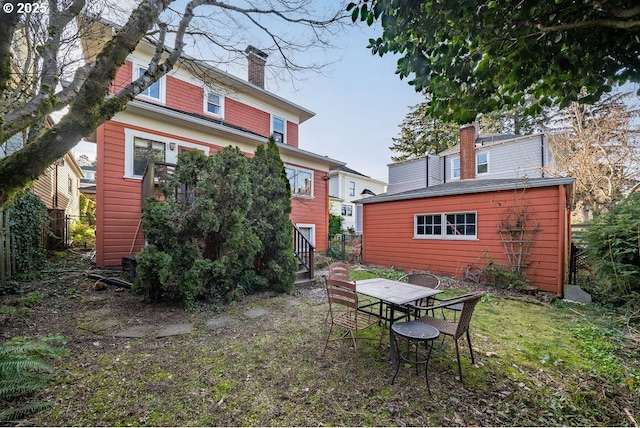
0;209;15;282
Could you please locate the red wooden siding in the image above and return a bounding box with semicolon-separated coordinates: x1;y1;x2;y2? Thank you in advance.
165;76;203;115
361;185;570;295
110;61;132;94
286;121;299;148
225;98;271;137
290;166;330;252
95;121;329;266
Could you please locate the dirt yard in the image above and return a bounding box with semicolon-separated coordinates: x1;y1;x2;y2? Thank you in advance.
1;250;638;426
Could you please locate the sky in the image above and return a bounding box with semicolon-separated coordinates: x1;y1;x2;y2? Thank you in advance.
71;18;425;183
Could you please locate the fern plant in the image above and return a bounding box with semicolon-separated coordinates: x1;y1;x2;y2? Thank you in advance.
0;335;68;422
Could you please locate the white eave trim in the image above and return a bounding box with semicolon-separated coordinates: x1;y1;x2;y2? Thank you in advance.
124;100;344;169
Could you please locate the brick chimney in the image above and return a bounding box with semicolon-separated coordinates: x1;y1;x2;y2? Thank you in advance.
245;45;268;88
459;122;479;180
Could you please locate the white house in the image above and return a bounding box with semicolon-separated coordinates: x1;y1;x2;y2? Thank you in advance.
328;165;387;233
387;124;553;195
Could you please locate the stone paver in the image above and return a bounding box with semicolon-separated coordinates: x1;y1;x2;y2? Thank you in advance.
205;316;236;330
564;284;592;303
114;325;156;338
156;323;193;337
108;291;321;339
243;307;268;319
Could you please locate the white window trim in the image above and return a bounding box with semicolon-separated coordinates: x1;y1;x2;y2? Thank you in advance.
414;212;478;240
341;203;354;217
477;151;489;175
124;129;209;179
203;90;224;117
296;223;316;246
451;157;461;180
271;115;286;144
348;180;356;197
285;164;314;198
134;62;166;104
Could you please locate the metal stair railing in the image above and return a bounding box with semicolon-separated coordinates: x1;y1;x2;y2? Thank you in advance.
293;223;314;279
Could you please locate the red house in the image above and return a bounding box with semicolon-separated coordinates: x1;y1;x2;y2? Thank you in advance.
358;124;575;295
82;30;343;273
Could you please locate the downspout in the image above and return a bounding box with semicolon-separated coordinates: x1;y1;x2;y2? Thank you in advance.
425;156;429;187
556;184;567;297
443;155;447;183
541;135;546;177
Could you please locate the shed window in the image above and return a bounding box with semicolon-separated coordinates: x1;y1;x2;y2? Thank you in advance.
415;212;477;239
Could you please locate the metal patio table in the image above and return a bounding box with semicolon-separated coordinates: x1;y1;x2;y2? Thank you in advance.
356;278;442;364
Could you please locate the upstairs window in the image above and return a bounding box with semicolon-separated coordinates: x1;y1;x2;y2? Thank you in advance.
452;158;460;179
477;152;489;174
348;181;356;196
272;116;285;144
137;66;162;100
285;166;312;197
133;137;166;176
206;92;221;115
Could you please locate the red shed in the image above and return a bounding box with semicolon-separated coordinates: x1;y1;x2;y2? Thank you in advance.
359;177;575;296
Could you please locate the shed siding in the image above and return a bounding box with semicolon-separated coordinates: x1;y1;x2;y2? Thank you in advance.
362;185;567;294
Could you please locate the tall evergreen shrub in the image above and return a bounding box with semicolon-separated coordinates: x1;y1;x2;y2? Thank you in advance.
249;138;297;293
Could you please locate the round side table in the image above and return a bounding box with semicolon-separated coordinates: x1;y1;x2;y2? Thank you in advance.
391;321;440;396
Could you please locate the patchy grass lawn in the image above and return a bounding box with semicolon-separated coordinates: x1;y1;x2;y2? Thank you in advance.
1;254;639;426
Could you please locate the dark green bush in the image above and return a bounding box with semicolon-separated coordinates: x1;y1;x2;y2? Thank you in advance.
7;192;47;276
137;141;296;307
584;194;640;306
329;213;343;235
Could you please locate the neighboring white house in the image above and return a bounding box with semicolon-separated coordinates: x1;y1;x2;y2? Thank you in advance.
328;165;387;233
387;124;553;195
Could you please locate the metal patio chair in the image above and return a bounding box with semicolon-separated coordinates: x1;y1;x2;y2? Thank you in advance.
322;278;381;375
416;291;486;381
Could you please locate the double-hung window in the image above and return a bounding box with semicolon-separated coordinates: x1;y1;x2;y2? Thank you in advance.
137;66;162;100
477;152;489;174
206;92;221;115
133;137;166;177
285;166;312;197
452;158;461;179
348;181;356;197
272;117;285;144
415;212;477;239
